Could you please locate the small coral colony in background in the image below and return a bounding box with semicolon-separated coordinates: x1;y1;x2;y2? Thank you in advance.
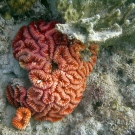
6;20;99;130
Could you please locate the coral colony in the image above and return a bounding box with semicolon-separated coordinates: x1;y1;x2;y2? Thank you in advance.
6;20;98;130
6;0;37;14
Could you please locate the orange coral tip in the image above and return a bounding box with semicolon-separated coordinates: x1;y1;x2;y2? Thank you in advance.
12;107;31;130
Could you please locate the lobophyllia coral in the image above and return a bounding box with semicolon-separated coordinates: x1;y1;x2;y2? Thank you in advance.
12;107;31;130
6;20;98;122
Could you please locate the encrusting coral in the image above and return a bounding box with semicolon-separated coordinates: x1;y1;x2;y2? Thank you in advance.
6;20;98;124
12;107;31;130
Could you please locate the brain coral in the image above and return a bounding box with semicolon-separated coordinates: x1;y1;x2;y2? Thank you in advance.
6;20;98;122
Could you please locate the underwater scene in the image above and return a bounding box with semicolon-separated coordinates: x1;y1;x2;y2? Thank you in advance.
0;0;135;134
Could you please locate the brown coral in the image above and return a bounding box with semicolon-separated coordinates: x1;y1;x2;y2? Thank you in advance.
6;20;98;122
12;107;31;130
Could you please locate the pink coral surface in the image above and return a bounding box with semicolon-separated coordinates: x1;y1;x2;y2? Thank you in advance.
6;20;98;122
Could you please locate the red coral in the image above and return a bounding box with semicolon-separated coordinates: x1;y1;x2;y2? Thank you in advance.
6;85;27;108
6;20;98;123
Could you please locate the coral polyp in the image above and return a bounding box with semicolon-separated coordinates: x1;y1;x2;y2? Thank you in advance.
6;20;98;123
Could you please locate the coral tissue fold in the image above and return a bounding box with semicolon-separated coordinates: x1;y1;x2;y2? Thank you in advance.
6;20;98;123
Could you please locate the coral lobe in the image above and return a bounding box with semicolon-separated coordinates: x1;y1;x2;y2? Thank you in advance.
12;107;31;130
